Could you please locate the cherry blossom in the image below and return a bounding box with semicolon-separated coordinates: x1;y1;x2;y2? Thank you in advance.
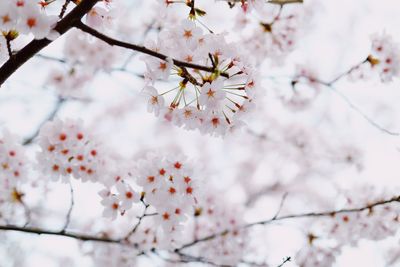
141;19;258;136
0;0;58;40
0;0;400;266
36;118;107;183
186;193;247;266
368;32;400;82
0;130;29;222
63;30;119;71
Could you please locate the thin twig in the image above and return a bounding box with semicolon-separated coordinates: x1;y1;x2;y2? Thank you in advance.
297;58;400;136
60;182;74;233
276;256;291;267
123;202;151;241
272;192;288;220
6;38;13;58
23;97;66;145
59;0;72;18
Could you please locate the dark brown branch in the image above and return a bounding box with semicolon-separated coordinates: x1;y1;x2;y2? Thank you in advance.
0;0;99;86
73;21;230;78
59;0;72;19
1;195;398;259
177;195;400;251
277;257;291;267
0;225;122;244
6;38;13;58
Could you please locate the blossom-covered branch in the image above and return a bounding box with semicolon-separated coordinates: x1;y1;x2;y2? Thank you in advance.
0;0;99;86
73;21;230;78
176;194;400;251
0;194;398;246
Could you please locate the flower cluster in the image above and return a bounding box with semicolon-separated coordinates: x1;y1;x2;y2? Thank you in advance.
142;19;257;136
99;152;200;248
368;32;400;82
296;243;341;267
298;186;400;266
64;30;118;71
0;131;28;206
349;33;400;83
188;194;247;266
321;186;400;245
47;67;93;98
99;176;140;220
36;118;107;183
136;153;199;239
234;2;307;64
88;243;137;267
0;0;57;40
86;1;116;30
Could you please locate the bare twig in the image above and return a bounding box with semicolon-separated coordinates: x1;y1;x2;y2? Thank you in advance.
272;192;288;220
123;202;153;241
59;0;72;18
6;38;13;58
277;256;291;267
297;58;400;136
23;97;66;145
60;182;74;233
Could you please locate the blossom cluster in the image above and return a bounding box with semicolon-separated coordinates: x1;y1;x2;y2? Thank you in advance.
297;186;400;266
99;152;200;248
0;0;57;40
36;118;107;183
45;27;118;97
0;131;28;207
350;33;400;83
142;19;257;136
64;29;119;72
46;67;93;98
368;32;400;82
86;1;116;30
187;194;247;266
234;1;308;64
321;186;400;244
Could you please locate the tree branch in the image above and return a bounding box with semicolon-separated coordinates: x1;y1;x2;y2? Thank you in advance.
0;225;122;244
0;0;99;87
296;60;400;137
73;21;230;78
222;0;303;5
268;0;303;4
0;195;398;258
176;195;400;251
60;182;74;232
